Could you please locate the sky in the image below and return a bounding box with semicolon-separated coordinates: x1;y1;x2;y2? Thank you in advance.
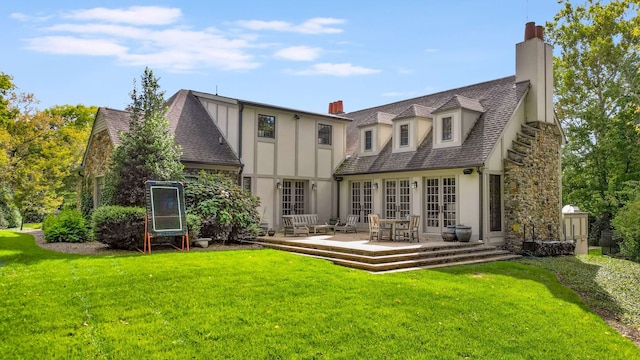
0;1;563;114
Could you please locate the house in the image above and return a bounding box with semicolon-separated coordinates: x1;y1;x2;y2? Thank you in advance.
80;22;563;253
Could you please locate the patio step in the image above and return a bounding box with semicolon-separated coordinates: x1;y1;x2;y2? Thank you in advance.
250;238;521;273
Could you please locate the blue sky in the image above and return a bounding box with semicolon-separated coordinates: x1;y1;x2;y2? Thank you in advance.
1;1;561;114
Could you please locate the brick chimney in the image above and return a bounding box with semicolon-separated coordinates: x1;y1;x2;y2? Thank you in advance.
328;100;344;115
516;21;553;124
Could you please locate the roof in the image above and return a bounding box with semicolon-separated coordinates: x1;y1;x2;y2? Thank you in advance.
166;90;240;166
433;94;486;113
90;90;241;167
393;104;435;121
101;107;130;146
336;76;530;175
358;112;395;127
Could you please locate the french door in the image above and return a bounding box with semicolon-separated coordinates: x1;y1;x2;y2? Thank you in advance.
281;180;306;215
350;181;373;223
425;177;457;233
384;179;411;219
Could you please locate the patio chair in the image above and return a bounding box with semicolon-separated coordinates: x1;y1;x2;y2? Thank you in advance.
367;214;390;241
408;215;420;242
283;216;309;237
334;214;359;233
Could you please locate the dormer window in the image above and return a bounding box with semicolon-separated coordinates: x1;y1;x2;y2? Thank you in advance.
400;124;409;146
364;130;372;151
442;116;452;141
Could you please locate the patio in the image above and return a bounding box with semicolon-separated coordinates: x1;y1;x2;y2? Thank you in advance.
251;231;520;272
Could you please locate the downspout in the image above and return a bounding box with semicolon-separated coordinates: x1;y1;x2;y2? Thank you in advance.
237;103;244;185
477;166;484;242
334;175;343;219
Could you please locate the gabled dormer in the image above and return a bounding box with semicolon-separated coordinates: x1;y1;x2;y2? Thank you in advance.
357;112;394;156
391;105;434;153
432;95;485;149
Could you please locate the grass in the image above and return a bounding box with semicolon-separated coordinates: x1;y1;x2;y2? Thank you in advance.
1;230;638;359
519;250;640;329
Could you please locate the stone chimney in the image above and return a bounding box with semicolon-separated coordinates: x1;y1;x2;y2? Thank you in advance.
516;22;554;124
328;100;344;115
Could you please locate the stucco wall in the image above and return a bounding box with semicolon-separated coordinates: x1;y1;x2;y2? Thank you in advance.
504;122;562;253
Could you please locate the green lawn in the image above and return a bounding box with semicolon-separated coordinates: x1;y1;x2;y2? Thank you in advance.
1;231;638;359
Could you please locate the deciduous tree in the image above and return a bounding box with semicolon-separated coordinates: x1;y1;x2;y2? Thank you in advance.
547;0;640;237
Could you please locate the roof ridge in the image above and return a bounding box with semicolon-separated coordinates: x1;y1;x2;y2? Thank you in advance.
346;75;514;115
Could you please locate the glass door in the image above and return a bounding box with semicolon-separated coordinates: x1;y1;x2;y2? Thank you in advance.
424;177;456;233
384;179;411;219
282;180;306;215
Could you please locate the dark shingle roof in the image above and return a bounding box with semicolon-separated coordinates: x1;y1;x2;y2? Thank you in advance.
434;94;486;113
166;90;240;166
357;112;395;127
393;104;435;121
95;91;240;167
100;107;130;146
336;76;530;175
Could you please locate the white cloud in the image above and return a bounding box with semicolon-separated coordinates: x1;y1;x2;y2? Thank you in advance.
62;6;181;25
15;7;350;73
10;12;52;22
236;17;345;34
288;63;380;76
274;46;321;61
24;36;128;56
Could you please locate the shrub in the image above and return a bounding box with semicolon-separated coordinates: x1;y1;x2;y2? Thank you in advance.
612;198;640;261
186;213;202;240
92;206;145;249
185;172;260;242
42;210;88;243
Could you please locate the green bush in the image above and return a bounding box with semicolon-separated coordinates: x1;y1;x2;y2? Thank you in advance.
185;172;260;242
612;198;640;261
92;206;146;249
186;213;202;240
42;210;88;243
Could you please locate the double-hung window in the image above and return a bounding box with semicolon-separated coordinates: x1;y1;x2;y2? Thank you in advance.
318;124;332;145
258;114;275;138
400;124;409;146
364;130;373;151
442;116;452;141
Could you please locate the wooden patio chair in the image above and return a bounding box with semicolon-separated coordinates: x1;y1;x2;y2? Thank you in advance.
408;215;420;242
334;214;359;233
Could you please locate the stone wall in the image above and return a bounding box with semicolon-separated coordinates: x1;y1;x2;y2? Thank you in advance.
504;122;563;253
77;129;114;206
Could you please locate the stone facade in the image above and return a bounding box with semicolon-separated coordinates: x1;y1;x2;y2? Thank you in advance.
504;121;563;253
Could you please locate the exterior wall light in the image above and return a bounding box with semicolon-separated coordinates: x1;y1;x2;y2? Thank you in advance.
311;183;317;191
276;180;282;189
411;181;418;189
372;183;379;190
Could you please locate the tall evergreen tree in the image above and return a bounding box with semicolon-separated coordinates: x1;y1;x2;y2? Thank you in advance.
104;67;183;207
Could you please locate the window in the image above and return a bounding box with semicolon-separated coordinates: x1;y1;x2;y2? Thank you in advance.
95;176;105;208
242;177;252;193
442;116;452;141
318;124;332;145
258;114;275;138
400;124;409;146
350;181;372;223
489;174;502;232
364;130;372;151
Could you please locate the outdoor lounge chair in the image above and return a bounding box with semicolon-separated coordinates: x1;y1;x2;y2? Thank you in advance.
334;214;358;233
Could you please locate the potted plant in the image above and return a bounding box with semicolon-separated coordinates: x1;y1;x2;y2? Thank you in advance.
455;224;472;242
267;228;276;236
442;225;457;242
